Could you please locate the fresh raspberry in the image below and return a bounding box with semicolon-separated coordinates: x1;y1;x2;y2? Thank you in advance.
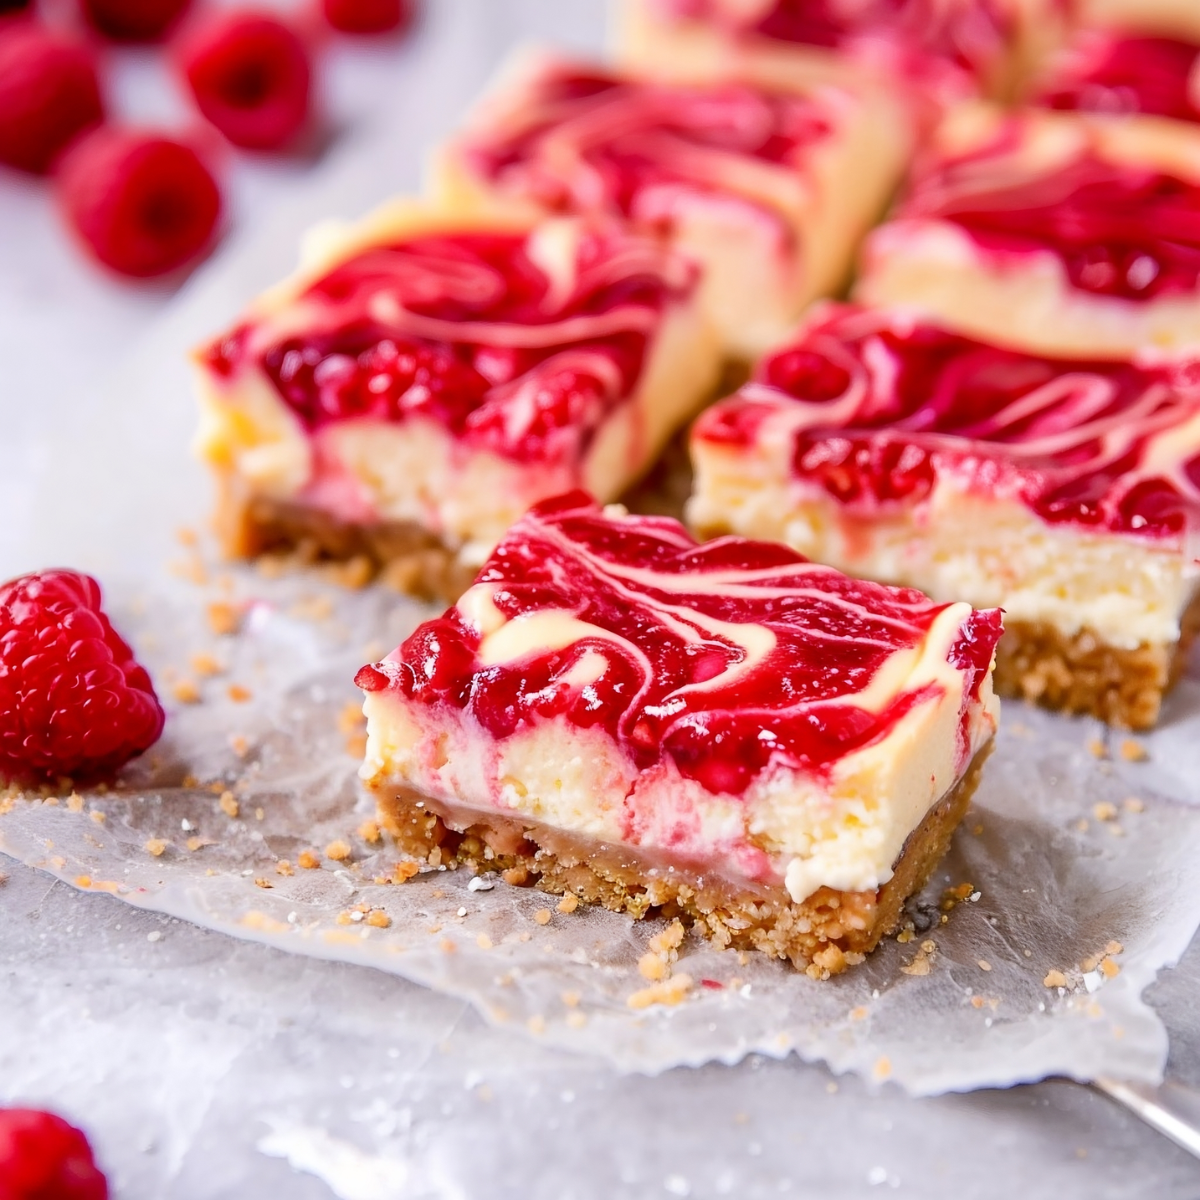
0;1109;108;1200
321;0;413;36
79;0;191;42
0;22;105;175
56;127;222;277
176;11;312;151
0;570;164;784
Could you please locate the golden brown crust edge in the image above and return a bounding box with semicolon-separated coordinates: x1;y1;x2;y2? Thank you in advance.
993;595;1200;730
369;744;992;978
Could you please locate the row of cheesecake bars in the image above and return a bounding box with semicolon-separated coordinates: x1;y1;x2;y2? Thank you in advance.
190;2;1200;974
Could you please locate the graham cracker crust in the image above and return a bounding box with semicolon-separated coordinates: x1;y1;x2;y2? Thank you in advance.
371;743;992;978
213;472;477;603
993;597;1200;730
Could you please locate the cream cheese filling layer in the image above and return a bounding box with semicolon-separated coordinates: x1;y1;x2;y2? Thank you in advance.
689;439;1200;649
360;603;997;904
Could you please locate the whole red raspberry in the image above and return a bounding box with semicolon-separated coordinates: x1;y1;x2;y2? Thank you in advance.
0;570;164;784
176;11;312;151
0;22;105;175
321;0;413;36
0;1109;108;1200
78;0;191;42
56;127;222;277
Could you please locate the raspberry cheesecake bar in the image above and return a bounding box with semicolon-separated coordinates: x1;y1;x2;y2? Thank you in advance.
357;492;1001;975
1032;30;1200;124
432;53;911;361
689;303;1200;728
193;203;720;597
857;106;1200;360
614;0;1045;109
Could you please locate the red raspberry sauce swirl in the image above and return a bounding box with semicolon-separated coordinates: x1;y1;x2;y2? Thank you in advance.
902;134;1200;301
460;62;833;223
200;228;690;464
1037;34;1200;125
649;0;1013;84
697;304;1200;538
357;492;1001;796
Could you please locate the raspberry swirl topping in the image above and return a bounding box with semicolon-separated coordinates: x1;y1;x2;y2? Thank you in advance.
645;0;1013;91
200;222;693;464
357;492;1001;796
458;60;835;231
900;125;1200;301
1036;33;1200;125
696;303;1200;539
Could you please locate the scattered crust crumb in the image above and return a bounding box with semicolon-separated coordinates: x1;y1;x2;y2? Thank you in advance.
67;793;84;813
849;1005;869;1021
171;679;201;705
89;809;106;825
144;838;167;857
366;909;391;929
227;684;252;703
1086;737;1108;760
900;939;937;977
896;927;914;944
1123;797;1145;814
439;937;457;954
254;878;272;889
291;595;335;622
533;908;552;926
276;860;294;876
186;837;208;852
176;526;198;547
940;882;974;912
476;933;493;949
566;1011;587;1029
219;791;239;818
1074;818;1089;833
1044;969;1068;988
392;861;420;883
325;840;352;862
873;1057;892;1082
298;850;321;870
501;866;529;886
978;960;992;971
1107;939;1124;955
207;601;242;636
527;1014;546;1035
76;874;92;888
638;951;668;982
1093;801;1118;822
229;734;251;759
556;893;579;914
627;973;694;1010
649;919;685;957
1119;739;1148;763
357;819;381;845
560;990;581;1008
191;652;223;677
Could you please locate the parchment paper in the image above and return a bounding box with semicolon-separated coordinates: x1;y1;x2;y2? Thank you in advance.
4;11;1200;1095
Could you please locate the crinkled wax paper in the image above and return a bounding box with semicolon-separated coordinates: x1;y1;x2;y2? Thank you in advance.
4;8;1200;1096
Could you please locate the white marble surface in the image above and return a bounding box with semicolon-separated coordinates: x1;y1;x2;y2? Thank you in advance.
4;2;1200;1195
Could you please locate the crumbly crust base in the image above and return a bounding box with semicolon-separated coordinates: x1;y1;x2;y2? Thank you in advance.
993;602;1200;730
369;744;991;977
212;472;477;603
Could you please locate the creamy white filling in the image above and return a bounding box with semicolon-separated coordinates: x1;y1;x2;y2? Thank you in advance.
689;439;1200;648
360;603;997;904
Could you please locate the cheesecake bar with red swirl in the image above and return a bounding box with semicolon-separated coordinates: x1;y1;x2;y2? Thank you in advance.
357;492;1001;976
689;303;1200;728
857;106;1200;360
614;0;1051;110
193;204;720;598
432;53;911;361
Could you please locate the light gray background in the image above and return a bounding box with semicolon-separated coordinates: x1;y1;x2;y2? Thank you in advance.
4;2;1200;1195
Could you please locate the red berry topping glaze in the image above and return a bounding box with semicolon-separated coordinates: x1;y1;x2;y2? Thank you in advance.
56;128;221;278
321;0;413;36
0;23;104;175
0;570;164;785
79;0;190;42
0;1109;108;1200
176;11;311;151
